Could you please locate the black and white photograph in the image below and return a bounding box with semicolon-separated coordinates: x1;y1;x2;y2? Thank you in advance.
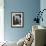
11;12;24;27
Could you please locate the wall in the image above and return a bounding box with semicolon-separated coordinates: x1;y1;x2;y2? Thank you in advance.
4;0;40;42
40;0;46;27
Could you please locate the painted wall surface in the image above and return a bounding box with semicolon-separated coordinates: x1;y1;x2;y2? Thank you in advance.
4;0;40;42
40;0;46;27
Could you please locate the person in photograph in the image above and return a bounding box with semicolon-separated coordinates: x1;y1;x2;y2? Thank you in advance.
13;14;21;25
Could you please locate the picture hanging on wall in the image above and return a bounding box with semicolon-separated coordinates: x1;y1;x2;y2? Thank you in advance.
11;12;24;28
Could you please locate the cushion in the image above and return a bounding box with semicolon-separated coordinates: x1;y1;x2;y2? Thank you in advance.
17;37;25;46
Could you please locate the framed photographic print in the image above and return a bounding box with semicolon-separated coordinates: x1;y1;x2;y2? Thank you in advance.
11;12;24;28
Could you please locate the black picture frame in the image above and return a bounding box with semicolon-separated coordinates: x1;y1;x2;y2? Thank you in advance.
11;12;24;28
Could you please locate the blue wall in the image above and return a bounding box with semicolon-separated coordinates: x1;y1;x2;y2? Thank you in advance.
40;0;46;27
4;0;40;42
